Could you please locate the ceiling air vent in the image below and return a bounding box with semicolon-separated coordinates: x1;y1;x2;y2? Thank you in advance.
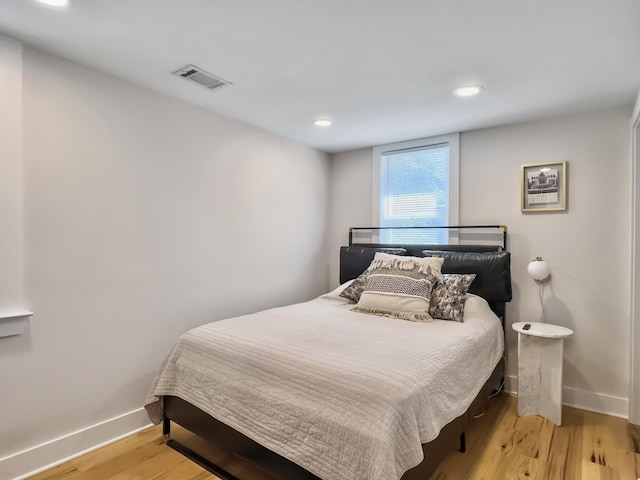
172;64;232;91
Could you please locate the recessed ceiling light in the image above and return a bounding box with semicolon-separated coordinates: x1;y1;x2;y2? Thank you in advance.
313;118;333;127
35;0;74;7
453;85;484;97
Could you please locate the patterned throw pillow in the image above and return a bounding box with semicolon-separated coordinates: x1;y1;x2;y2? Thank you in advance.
351;256;440;322
429;274;477;322
339;268;373;303
340;253;443;303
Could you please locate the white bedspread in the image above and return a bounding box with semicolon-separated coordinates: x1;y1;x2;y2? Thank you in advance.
145;290;503;480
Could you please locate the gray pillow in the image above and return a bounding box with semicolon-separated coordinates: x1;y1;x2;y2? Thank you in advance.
429;274;476;322
339;269;371;303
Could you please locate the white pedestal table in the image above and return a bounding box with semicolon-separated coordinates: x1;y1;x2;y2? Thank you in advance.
512;321;573;426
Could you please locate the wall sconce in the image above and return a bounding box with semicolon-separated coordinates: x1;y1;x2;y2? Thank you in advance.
527;256;550;322
527;257;551;284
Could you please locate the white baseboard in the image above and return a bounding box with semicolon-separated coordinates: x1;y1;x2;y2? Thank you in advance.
504;375;628;419
504;373;518;396
1;407;152;480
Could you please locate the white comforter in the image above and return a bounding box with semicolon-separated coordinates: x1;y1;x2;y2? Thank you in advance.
145;288;503;480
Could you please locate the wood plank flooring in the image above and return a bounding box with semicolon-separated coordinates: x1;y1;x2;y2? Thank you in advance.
28;394;639;480
433;394;638;479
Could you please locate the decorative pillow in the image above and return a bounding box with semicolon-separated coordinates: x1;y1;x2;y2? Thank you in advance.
339;246;407;285
322;280;355;300
374;252;444;280
351;256;439;322
339;269;371;303
340;253;444;303
429;274;477;322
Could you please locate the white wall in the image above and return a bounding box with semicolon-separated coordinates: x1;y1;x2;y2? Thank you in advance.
630;92;640;425
0;44;330;478
0;35;24;314
328;106;632;418
327;147;373;284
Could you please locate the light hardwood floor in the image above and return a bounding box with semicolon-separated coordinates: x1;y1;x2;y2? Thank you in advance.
28;394;640;480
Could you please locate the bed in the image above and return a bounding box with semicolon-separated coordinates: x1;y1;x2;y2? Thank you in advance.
145;226;512;480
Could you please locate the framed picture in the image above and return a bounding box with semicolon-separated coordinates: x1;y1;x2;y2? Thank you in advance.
521;161;567;212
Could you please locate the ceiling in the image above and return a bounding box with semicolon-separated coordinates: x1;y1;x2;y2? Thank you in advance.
1;0;639;154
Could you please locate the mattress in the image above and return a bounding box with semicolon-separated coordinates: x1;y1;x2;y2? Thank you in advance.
145;287;504;480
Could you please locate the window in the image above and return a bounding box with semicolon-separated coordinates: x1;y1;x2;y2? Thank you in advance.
373;134;459;244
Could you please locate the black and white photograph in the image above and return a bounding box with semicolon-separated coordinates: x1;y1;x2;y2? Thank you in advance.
521;161;567;212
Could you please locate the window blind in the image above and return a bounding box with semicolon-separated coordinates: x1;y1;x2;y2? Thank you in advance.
380;143;449;244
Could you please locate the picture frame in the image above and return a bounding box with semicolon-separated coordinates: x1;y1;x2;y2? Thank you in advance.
521;161;567;213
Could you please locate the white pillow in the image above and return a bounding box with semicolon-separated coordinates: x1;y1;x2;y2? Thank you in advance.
352;256;440;322
374;252;444;279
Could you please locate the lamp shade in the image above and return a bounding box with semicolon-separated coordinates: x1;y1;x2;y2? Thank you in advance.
527;257;550;282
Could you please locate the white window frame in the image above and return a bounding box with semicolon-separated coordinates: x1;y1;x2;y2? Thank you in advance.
372;133;460;243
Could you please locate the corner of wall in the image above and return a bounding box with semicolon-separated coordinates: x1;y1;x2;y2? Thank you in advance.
629;87;640;425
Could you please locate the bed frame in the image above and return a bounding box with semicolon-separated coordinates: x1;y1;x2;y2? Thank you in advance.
162;225;512;480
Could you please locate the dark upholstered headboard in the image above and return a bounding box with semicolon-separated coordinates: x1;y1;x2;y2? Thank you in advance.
339;244;512;319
